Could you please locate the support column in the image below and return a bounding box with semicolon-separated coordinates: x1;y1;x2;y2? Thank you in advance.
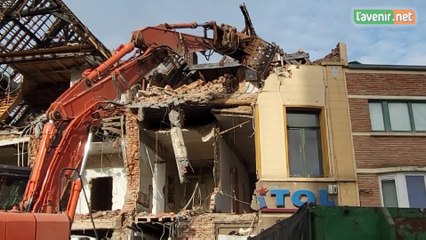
152;162;166;214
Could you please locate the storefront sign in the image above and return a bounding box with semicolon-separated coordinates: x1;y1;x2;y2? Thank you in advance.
256;187;336;209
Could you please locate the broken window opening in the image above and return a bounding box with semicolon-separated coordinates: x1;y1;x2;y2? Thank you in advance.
140;107;257;215
0;165;30;210
180;166;214;212
214;116;257;214
0;142;30;167
90;176;113;211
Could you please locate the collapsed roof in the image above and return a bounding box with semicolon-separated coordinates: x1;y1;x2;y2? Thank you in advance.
0;0;111;125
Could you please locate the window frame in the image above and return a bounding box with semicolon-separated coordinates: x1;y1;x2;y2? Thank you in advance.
369;100;426;132
378;173;426;208
285;107;329;178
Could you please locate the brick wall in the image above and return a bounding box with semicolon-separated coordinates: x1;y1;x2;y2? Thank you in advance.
28;136;39;167
348;98;371;132
346;71;426;206
346;72;426;96
347;72;426;169
122;109;140;213
178;213;257;239
357;174;381;207
353;135;426;169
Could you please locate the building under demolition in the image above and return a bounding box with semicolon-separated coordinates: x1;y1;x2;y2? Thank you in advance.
0;1;425;240
0;0;110;212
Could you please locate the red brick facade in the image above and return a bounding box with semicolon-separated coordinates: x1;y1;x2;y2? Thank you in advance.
353;136;426;169
346;72;426;96
348;98;371;132
178;213;257;239
123;109;141;213
346;71;426;207
357;174;382;207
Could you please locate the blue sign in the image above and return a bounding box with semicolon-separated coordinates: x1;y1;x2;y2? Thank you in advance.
257;188;335;208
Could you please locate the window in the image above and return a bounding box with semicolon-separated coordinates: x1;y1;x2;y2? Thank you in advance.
369;101;426;132
379;173;426;208
90;177;113;211
287;110;324;177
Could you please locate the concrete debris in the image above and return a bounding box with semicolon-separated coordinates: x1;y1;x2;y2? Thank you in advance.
135;211;177;223
168;109;191;183
170;126;190;183
178;213;257;239
211;106;254;116
168;109;182;128
280;50;311;65
136;211;173;217
137;75;234;107
74;209;121;220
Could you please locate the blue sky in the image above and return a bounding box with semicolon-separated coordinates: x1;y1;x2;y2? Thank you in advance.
64;0;426;65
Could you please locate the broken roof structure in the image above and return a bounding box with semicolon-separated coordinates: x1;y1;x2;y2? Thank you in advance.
0;0;110;126
0;0;111;176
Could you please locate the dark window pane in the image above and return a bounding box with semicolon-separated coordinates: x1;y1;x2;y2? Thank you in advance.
304;129;322;177
406;176;426;208
287;112;319;127
369;102;385;131
288;129;302;176
381;180;398;207
388;103;411;131
288;127;323;177
0;177;28;210
412;103;426;131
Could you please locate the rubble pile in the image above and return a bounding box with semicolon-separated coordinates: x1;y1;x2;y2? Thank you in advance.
74;209;121;220
137;75;237;106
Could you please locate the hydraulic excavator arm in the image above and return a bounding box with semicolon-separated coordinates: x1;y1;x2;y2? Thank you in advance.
21;46;175;219
131;20;279;79
0;43;181;240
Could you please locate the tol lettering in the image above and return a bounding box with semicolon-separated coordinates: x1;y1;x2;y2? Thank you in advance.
257;189;335;209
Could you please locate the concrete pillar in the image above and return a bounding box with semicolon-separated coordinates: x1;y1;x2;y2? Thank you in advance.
168;109;190;184
152;162;166;214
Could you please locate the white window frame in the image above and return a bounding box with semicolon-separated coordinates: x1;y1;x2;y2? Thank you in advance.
378;173;426;208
